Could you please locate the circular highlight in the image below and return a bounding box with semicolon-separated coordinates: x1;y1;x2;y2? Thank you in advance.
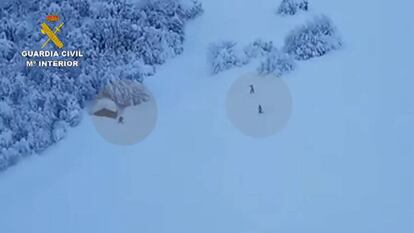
90;80;157;145
226;73;292;137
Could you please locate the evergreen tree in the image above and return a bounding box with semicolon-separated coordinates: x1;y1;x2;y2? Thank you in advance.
277;0;309;16
0;0;203;172
258;48;296;77
244;39;274;59
283;15;342;60
208;41;248;74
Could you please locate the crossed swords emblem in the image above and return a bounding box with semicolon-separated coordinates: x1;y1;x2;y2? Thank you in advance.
41;15;64;49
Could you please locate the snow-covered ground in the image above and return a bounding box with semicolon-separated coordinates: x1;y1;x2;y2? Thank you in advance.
1;0;414;233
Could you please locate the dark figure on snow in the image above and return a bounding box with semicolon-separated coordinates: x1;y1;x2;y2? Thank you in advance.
258;104;264;114
118;116;124;124
249;84;255;94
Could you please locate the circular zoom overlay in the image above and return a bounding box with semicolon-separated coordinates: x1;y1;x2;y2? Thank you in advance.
226;73;292;137
90;80;157;145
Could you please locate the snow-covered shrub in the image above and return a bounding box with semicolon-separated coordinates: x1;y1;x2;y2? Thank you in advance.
284;15;342;60
258;49;296;76
0;129;13;149
208;39;296;76
1;148;21;168
277;0;309;16
208;41;249;74
0;0;203;171
0;38;16;62
0;101;13;119
52;121;67;142
244;39;274;59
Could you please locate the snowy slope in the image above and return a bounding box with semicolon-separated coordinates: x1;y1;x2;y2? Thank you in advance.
1;0;414;233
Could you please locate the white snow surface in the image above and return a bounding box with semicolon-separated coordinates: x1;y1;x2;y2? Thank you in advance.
1;0;414;233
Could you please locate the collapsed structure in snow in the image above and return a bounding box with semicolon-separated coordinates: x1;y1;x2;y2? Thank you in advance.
91;79;150;120
92;98;119;120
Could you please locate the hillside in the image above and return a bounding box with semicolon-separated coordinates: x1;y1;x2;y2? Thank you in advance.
1;0;413;233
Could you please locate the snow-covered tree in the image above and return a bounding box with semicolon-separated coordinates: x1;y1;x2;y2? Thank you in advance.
52;121;67;142
208;39;296;76
283;15;342;60
277;0;309;16
100;80;150;108
0;38;16;62
0;129;13;149
258;49;296;76
244;39;274;59
0;0;203;172
208;41;249;74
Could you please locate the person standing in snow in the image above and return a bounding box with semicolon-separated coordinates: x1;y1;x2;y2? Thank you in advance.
118;116;124;124
249;84;255;94
258;104;264;114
